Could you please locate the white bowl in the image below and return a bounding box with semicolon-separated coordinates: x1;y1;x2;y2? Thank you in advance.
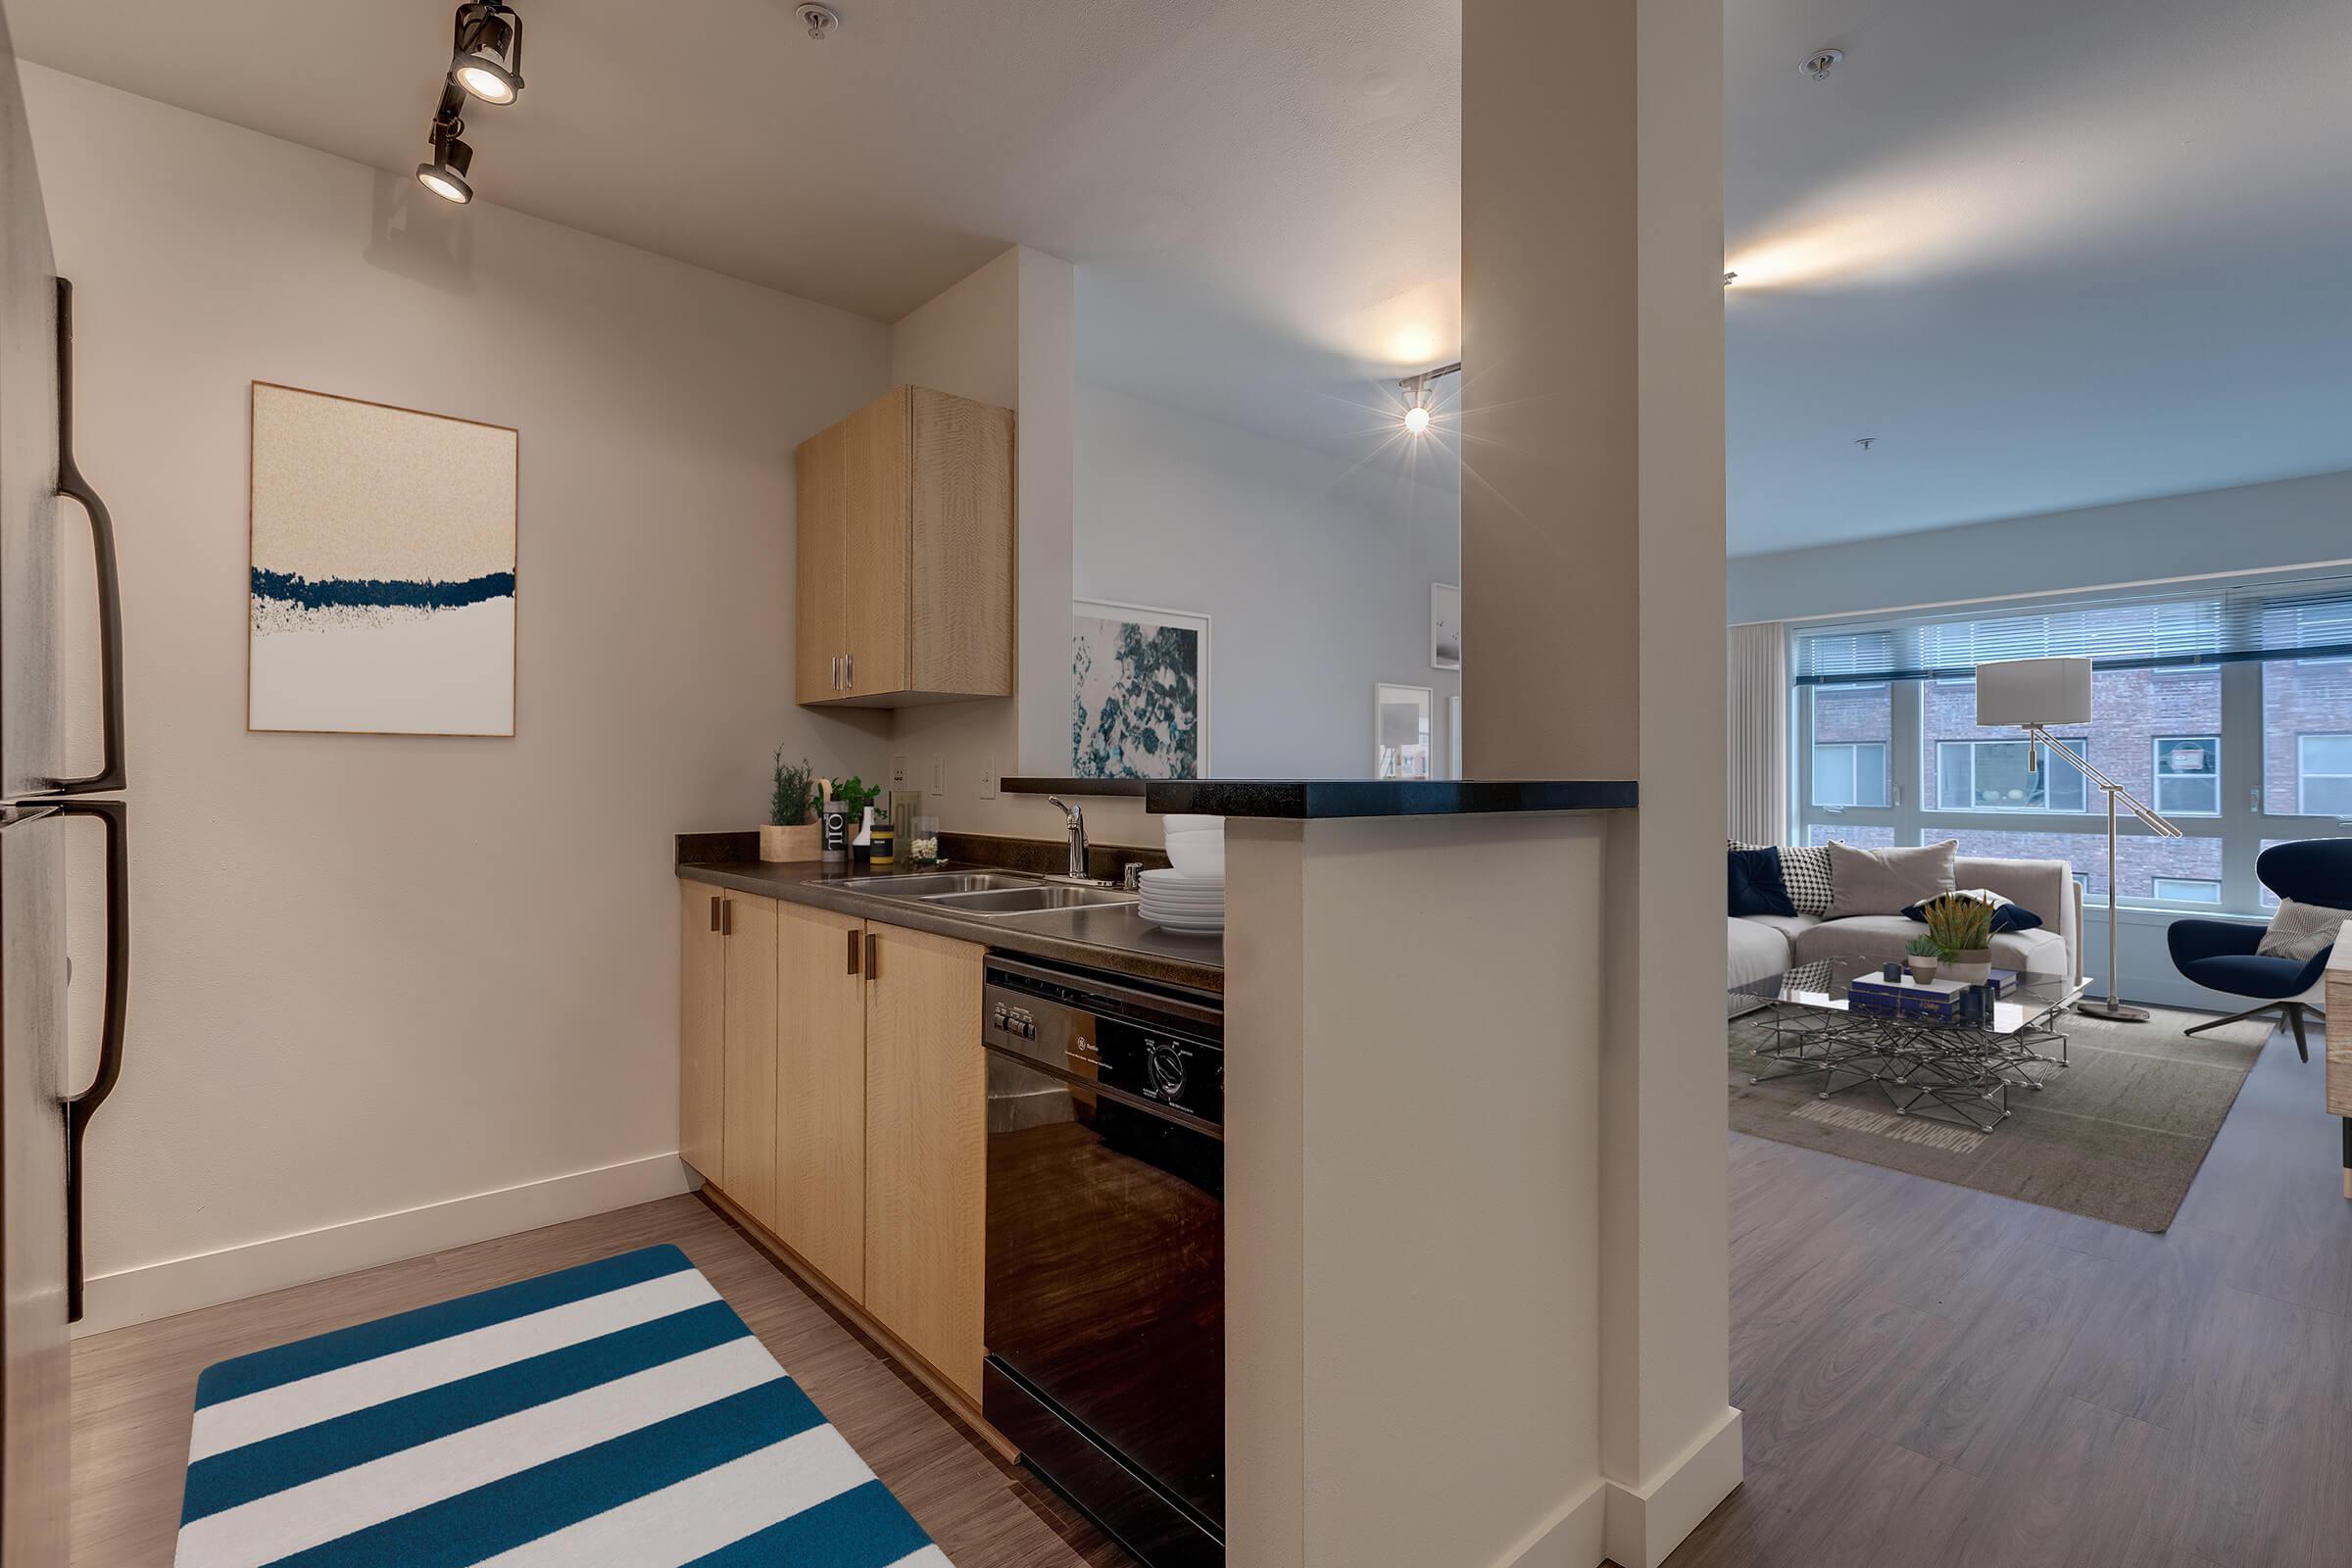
1163;833;1224;879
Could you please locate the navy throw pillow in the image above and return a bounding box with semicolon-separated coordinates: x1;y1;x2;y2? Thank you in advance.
1730;847;1797;918
1899;889;2044;933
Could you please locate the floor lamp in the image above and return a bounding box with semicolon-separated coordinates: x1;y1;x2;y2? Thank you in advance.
1975;656;2182;1023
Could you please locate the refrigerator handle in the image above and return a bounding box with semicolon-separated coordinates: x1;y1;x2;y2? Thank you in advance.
54;799;128;1324
46;277;127;796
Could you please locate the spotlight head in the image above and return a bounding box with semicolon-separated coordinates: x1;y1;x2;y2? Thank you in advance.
416;133;474;204
451;3;524;105
1403;404;1432;435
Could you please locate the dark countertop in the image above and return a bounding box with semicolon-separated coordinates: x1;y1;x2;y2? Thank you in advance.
1143;778;1639;818
674;858;1224;996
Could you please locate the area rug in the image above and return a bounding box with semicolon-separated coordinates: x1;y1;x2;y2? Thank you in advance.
1729;1006;2273;1232
174;1245;951;1568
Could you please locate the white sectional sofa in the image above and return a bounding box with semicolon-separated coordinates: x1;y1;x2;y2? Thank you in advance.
1728;854;2083;993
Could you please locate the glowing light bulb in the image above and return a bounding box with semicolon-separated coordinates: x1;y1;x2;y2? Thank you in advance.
1404;404;1432;435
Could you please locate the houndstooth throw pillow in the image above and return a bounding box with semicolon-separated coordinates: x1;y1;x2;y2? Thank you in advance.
1777;844;1836;916
1729;840;1835;917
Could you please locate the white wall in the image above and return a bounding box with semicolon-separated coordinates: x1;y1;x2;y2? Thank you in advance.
26;66;896;1330
1074;383;1461;779
1730;468;2352;626
884;246;1088;846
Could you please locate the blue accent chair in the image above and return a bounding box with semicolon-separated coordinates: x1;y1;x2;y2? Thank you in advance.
2168;839;2352;1062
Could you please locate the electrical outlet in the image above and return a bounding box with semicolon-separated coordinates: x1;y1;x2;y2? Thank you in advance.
891;754;908;787
929;755;947;795
978;754;1000;801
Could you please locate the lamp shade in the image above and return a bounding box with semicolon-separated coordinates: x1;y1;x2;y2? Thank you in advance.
1975;656;2092;727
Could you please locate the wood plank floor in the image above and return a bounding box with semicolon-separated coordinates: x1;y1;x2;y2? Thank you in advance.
68;1193;1127;1568
1670;1012;2352;1568
71;1015;2349;1567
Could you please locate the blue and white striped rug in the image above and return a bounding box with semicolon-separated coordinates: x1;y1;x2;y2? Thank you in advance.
174;1245;953;1567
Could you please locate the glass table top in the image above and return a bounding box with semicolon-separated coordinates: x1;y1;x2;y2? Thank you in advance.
1731;954;2088;1036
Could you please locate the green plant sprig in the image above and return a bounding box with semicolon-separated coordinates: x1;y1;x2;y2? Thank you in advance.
771;751;816;826
1904;934;1942;958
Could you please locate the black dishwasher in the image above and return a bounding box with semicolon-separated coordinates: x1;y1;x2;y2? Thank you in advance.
982;954;1223;1568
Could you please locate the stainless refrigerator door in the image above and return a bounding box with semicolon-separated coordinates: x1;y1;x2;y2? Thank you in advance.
0;12;70;1561
0;8;57;803
0;807;68;1567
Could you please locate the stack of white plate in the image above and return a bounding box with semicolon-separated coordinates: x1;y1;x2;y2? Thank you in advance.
1138;867;1225;934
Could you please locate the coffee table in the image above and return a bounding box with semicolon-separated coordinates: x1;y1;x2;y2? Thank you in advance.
1730;956;2088;1133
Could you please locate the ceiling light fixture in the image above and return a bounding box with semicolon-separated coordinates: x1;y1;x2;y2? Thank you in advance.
796;4;842;40
1397;362;1461;435
1801;47;1843;81
416;83;474;203
451;2;525;105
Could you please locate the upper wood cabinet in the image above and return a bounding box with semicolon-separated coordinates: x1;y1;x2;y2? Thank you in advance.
794;385;1014;708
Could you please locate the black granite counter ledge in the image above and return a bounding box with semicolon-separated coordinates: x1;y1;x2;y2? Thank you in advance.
1001;777;1149;798
1143;778;1639;818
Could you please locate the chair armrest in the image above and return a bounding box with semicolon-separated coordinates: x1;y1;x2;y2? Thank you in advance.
2292;943;2335;994
2167;917;2264;967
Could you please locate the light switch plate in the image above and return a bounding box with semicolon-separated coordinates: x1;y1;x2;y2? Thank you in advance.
891;754;908;787
929;755;947;795
979;754;1000;801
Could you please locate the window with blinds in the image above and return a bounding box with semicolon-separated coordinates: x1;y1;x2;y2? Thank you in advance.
1782;572;2352;913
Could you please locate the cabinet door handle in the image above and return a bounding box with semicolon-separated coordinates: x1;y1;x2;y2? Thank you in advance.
710;895;720;932
720;899;733;937
864;931;878;981
847;926;861;976
845;652;854;689
830;655;841;690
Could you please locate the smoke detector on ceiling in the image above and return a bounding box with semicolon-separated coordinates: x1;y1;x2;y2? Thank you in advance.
796;4;841;40
1801;47;1843;80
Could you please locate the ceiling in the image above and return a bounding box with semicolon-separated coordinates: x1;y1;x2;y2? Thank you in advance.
12;0;2349;553
1726;0;2352;554
7;0;1460;477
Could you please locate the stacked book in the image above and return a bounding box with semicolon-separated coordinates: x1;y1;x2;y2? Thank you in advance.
1847;970;2016;1021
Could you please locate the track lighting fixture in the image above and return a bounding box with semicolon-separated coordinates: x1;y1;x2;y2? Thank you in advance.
416;83;473;204
451;3;525;105
1396;362;1461;435
415;5;523;206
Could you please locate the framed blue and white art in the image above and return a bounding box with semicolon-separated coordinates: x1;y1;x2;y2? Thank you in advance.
1071;598;1209;779
247;382;517;736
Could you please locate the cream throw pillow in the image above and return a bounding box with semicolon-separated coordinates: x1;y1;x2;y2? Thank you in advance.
1823;839;1958;920
2256;898;2352;962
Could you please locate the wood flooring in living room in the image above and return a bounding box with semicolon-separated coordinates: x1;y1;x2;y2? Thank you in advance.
1670;1011;2351;1568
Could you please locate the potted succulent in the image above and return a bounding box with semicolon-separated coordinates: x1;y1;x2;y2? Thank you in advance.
1920;892;1996;984
1904;933;1942;982
761;751;821;862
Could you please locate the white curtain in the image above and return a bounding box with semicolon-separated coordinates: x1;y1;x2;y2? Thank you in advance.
1727;622;1789;845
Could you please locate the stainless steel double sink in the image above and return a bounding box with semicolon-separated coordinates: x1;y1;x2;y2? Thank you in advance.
833;869;1137;917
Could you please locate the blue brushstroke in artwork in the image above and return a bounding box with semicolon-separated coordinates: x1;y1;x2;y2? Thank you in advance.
250;568;515;611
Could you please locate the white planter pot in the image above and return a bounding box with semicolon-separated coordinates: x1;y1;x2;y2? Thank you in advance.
1942;949;1992;985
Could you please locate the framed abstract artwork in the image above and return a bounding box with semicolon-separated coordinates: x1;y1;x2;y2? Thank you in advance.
248;382;517;736
1071;599;1209;778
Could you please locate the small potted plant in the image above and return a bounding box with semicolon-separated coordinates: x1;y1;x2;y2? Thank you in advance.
761;751;820;862
1904;934;1942;982
1920;892;1996;984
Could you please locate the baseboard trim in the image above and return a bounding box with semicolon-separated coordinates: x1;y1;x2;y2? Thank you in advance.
1602;1406;1745;1568
1488;1477;1609;1568
74;1153;695;1337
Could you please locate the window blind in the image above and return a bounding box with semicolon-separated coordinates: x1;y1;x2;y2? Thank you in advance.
1791;574;2352;686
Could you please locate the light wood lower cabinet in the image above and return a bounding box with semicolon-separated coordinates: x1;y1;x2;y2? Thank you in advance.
860;924;988;1403
678;883;727;1183
677;883;986;1404
718;894;780;1231
774;903;869;1298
